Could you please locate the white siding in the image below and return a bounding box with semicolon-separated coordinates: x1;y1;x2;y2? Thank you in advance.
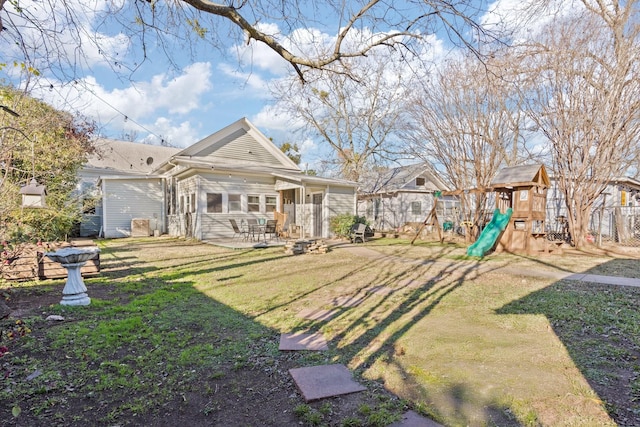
327;187;355;216
327;187;356;237
102;179;165;238
358;192;435;231
194;173;280;240
195;129;285;169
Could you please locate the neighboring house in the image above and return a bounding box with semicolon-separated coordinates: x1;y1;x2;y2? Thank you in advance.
357;163;456;231
546;174;640;241
80;118;357;240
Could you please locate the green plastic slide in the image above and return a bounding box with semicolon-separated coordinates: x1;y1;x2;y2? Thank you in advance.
466;208;513;257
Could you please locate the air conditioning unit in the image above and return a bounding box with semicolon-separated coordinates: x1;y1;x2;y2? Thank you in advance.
131;218;151;237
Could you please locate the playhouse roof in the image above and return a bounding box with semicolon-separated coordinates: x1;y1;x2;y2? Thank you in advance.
491;164;550;188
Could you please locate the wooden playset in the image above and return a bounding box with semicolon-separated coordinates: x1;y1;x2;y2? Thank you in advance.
489;164;551;254
412;164;557;256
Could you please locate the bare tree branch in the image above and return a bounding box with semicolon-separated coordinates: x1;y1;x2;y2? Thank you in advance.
1;0;496;83
520;3;640;249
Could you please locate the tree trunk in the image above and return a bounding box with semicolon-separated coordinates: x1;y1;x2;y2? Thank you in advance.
568;204;593;250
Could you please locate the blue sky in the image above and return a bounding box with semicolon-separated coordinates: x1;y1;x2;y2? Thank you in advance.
1;0;557;169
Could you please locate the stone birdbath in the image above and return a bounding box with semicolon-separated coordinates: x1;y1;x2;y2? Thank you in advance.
45;247;100;306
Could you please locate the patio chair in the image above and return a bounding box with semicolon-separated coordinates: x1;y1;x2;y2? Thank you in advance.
278;216;291;239
265;219;279;241
349;223;367;244
229;219;249;241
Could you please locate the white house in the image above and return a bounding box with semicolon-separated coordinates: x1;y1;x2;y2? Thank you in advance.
357;163;456;231
80;118;358;240
546;174;640;243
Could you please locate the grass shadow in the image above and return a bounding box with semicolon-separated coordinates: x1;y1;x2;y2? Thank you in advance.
497;259;640;425
0;239;408;426
297;242;522;425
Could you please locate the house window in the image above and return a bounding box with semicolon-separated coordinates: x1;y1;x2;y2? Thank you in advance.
411;201;421;215
228;194;241;212
416;177;425;186
248;195;260;212
182;194;196;213
206;193;222;213
265;196;277;213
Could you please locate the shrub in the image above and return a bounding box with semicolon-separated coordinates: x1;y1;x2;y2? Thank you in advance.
329;214;368;238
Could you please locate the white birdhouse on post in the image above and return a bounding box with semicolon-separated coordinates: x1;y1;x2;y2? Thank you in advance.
20;178;47;208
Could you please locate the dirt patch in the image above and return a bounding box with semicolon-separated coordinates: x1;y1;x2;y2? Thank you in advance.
0;272;406;426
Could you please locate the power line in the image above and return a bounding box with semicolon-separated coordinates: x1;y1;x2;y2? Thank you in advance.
38;79;170;145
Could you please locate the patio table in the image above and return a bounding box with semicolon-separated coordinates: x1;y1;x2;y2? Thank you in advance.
249;223;267;242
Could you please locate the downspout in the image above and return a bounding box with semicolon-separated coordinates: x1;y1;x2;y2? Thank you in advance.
196;175;201;240
301;185;306;239
100;179;107;238
165;157;178;235
325;185;330;238
160;178;166;235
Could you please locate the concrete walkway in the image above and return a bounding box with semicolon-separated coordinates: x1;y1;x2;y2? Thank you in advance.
340;244;640;288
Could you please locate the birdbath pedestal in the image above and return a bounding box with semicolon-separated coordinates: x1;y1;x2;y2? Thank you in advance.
45;247;100;306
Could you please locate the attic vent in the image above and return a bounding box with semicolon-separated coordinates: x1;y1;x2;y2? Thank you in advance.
416;177;425;186
146;157;154;166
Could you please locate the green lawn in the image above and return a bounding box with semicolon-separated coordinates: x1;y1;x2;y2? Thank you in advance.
1;237;638;426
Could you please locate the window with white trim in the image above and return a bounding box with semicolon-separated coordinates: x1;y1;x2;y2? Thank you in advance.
265;195;277;213
184;193;196;213
206;193;222;213
411;201;421;215
228;194;241;212
248;195;260;212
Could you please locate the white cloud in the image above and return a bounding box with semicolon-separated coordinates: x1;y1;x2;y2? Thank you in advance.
233;23;292;76
31;62;212;120
298;138;317;158
217;63;270;93
2;0;131;71
26;62;213;147
252;104;305;132
140;118;201;148
481;0;581;42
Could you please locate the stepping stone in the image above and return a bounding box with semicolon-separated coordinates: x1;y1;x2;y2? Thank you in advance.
297;308;339;321
289;364;366;402
366;285;394;296
389;410;443;427
331;296;365;307
279;332;328;351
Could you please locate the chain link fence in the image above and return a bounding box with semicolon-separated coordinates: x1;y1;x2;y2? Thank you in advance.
590;206;640;247
545;206;640;248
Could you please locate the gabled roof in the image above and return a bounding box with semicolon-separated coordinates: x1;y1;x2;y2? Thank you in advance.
85;138;180;175
359;163;449;194
491;164;550;188
609;176;640;190
155;118;300;174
